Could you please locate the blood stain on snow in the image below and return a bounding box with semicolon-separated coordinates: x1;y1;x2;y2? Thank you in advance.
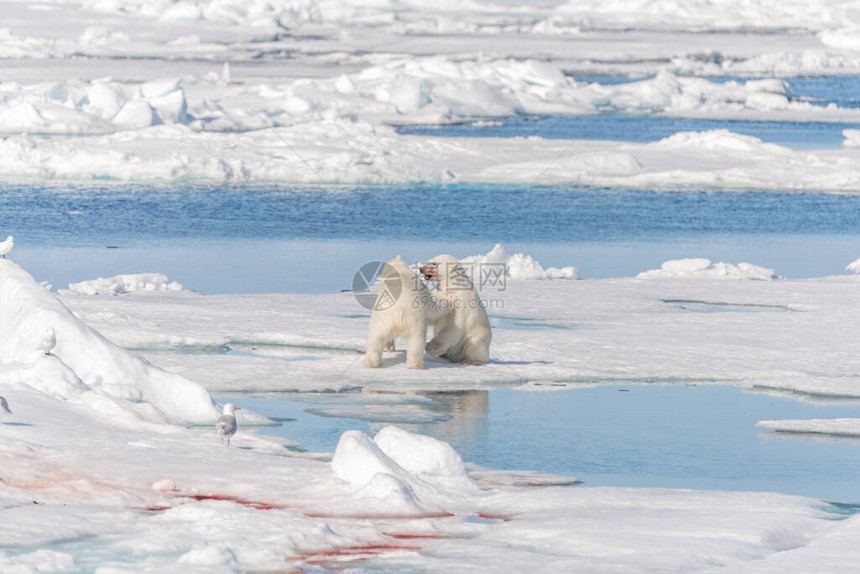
303;511;455;520
381;532;454;540
141;505;172;512
291;544;421;565
182;493;289;511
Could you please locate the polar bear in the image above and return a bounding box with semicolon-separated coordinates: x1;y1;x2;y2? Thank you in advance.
364;256;445;369
420;254;492;366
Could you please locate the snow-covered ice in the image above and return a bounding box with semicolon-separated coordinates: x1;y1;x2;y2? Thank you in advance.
3;0;860;188
463;243;579;280
4;253;860;569
6;0;860;569
757;418;860;438
638;258;778;280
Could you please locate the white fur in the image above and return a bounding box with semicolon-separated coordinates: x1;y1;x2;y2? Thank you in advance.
424;254;492;365
364;256;445;369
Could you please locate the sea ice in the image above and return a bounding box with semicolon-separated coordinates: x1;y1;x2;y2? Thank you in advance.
638;258;778;280
757;418;860;437
63;272;185;296
463;243;580;280
3;259;860;569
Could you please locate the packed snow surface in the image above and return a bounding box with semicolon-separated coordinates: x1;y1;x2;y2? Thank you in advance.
4;254;860;570
3;0;860;188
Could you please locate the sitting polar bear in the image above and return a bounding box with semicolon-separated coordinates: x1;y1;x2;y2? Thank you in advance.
420;254;492;366
364;255;446;369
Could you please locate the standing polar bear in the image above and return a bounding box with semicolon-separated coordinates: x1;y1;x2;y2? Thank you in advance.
364;256;445;369
420;254;492;366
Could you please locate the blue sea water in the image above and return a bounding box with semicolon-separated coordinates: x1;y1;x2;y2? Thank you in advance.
2;185;860;292
236;385;860;503
398;115;860;150
398;75;860;150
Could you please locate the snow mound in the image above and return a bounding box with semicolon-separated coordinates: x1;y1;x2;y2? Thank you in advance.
375;426;475;491
843;129;860;148
846;258;860;273
63;273;184;296
463;244;579;280
330;426;476;515
0;78;191;135
638;258;777;280
651;129;791;154
0;260;217;424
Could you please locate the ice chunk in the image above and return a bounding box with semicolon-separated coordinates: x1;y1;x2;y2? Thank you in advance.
112;100;155;129
63;273;184;296
463;244;579;280
843;129;860;148
149;89;190;125
86;82;125;119
330;429;412;488
638;258;777;280
374;426;475;491
140;78;182;99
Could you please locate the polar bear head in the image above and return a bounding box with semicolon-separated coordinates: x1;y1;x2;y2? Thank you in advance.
421;254;474;293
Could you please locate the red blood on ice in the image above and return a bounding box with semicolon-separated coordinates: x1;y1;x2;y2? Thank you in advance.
292;544;421;565
303;511;455;520
181;493;289;511
381;532;453;540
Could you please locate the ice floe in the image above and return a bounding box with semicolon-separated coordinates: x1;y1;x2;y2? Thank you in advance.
638;258;778;280
757;418;860;437
63;272;185;296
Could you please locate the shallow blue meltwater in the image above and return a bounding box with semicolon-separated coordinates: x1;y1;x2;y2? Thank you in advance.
229;385;860;504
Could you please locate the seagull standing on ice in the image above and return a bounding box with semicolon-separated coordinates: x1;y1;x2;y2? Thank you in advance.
216;403;241;446
38;328;56;355
0;397;11;421
0;236;12;259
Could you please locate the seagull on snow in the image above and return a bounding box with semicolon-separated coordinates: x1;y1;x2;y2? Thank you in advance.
0;236;12;259
38;328;56;355
0;396;11;421
216;403;241;446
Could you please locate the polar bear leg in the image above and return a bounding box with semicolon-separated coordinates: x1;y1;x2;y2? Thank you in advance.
461;328;492;365
405;318;427;369
364;316;390;368
426;324;462;358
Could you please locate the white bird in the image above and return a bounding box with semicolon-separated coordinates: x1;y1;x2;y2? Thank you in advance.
0;396;11;421
216;403;241;446
38;328;56;355
0;236;12;259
